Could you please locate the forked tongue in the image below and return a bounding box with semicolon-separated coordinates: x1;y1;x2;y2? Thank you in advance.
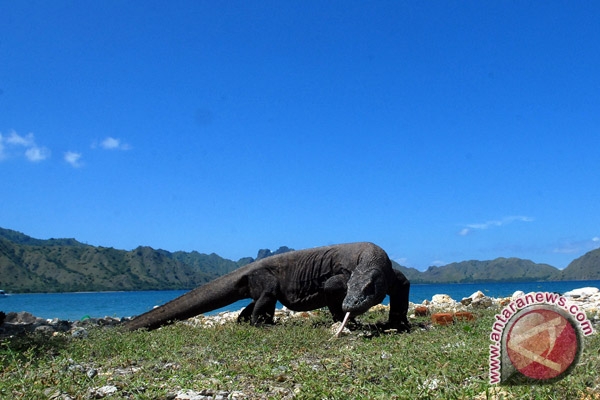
334;311;351;338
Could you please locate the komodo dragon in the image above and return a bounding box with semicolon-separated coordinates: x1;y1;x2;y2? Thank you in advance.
123;242;410;332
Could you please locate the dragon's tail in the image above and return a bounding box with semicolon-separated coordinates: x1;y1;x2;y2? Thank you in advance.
122;269;249;331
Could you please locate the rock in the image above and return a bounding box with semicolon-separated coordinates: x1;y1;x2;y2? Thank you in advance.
161;362;181;370
87;368;98;379
51;319;72;332
368;304;388;312
44;389;74;400
431;294;454;304
431;313;454;326
5;311;39;324
471;296;493;309
498;297;511;306
564;287;600;298
430;294;460;313
71;327;88;338
561;287;600;315
0;314;134;338
68;363;85;373
35;325;56;334
330;321;350;336
512;290;525;299
174;389;201;399
460;297;472;306
95;316;122;327
469;291;486;300
454;311;475;321
419;377;440;390
270;386;291;397
414;305;429;316
88;385;118;398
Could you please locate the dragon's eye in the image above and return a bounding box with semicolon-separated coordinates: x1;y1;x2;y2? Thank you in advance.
362;281;375;295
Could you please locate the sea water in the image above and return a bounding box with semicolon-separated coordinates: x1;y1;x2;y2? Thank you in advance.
1;280;599;321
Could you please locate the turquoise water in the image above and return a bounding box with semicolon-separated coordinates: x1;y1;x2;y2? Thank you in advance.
1;280;599;321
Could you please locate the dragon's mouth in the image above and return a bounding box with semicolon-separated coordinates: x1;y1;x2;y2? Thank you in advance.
342;269;387;314
341;293;381;314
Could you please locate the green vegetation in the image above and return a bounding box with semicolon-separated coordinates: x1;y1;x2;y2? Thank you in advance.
557;249;600;281
406;258;560;284
0;238;216;293
0;228;273;293
1;307;599;399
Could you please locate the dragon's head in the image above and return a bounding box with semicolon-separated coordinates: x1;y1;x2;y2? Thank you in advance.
342;268;388;315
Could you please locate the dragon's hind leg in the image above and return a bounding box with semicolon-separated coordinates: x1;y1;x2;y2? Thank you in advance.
251;293;277;325
237;298;276;325
237;302;255;323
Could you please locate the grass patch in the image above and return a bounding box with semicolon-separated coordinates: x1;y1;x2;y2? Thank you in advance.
1;308;599;399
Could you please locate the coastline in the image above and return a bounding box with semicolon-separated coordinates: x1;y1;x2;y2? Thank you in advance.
5;280;600;322
2;286;598;337
3;279;597;295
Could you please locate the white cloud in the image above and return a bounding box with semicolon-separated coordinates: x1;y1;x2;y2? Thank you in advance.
25;146;51;162
64;151;83;168
6;131;35;146
0;130;50;162
99;137;131;150
459;215;533;236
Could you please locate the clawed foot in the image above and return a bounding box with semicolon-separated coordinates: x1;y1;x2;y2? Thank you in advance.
379;320;411;333
356;320;411;337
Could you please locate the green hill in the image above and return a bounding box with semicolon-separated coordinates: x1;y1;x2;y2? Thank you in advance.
170;250;243;277
556;247;600;280
407;258;559;284
0;227;86;247
1;227;599;293
390;261;423;283
0;227;295;293
0;237;215;293
0;228;225;293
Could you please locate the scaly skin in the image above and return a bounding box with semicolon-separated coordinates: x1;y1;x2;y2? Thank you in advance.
122;242;410;332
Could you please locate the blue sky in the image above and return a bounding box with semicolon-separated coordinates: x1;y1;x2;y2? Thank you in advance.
2;2;599;270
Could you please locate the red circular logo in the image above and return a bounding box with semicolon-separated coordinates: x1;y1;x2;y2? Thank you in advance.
506;308;578;380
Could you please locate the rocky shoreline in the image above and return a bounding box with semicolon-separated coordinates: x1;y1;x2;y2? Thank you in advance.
0;310;123;338
2;287;599;338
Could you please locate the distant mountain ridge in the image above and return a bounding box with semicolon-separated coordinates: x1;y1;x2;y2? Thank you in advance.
399;258;558;284
555;248;600;280
0;227;297;293
0;227;598;293
0;228;86;247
